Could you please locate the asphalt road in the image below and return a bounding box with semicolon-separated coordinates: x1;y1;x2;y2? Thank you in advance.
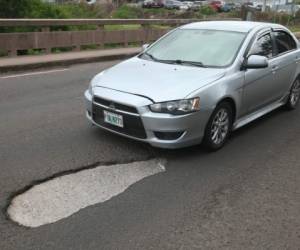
0;61;300;250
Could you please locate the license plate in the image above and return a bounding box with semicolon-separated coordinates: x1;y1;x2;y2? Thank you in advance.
104;110;124;128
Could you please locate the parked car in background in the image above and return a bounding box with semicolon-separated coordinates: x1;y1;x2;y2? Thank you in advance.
255;4;262;11
177;2;188;10
190;1;202;11
142;0;164;8
243;1;254;7
196;0;208;4
210;1;223;12
221;3;235;12
85;21;300;150
86;0;97;4
142;0;152;8
165;0;183;10
182;1;194;9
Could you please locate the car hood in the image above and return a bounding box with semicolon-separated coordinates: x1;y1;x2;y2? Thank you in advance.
92;57;226;103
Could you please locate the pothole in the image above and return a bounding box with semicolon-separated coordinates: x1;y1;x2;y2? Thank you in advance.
7;158;166;228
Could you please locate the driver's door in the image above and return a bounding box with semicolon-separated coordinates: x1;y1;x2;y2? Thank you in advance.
243;31;279;115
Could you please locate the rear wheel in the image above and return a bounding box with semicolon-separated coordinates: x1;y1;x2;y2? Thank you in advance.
285;79;300;110
203;102;233;151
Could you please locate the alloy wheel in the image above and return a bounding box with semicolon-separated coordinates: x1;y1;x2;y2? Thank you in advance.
290;79;300;107
210;108;230;145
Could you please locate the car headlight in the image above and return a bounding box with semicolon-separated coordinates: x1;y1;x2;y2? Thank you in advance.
149;97;200;115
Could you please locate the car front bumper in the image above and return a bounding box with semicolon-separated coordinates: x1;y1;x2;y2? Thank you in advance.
84;88;212;149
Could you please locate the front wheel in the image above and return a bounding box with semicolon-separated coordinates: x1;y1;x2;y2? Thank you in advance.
202;102;233;151
285;79;300;110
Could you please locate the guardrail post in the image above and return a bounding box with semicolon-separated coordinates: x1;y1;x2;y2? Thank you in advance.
97;25;105;49
8;49;17;57
141;24;150;45
123;30;128;48
41;27;51;54
73;45;81;52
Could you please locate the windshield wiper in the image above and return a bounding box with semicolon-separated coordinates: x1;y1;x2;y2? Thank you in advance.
143;52;158;62
142;54;206;68
169;59;206;68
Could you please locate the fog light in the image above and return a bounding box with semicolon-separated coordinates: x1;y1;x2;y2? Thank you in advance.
154;131;184;140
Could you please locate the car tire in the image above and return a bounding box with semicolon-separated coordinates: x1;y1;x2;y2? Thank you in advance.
202;102;233;151
285;78;300;110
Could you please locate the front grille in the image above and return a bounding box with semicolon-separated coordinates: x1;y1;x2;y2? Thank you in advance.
92;103;147;139
93;96;138;114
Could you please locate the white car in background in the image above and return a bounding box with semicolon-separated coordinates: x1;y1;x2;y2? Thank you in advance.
182;1;193;8
86;0;97;4
179;2;190;10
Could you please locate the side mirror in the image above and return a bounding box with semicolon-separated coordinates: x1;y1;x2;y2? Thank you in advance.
243;55;268;69
142;44;149;52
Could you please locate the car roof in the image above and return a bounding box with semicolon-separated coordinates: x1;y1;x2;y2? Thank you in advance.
181;21;285;33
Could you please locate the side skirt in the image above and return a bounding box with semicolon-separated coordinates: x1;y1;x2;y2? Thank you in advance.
233;101;285;130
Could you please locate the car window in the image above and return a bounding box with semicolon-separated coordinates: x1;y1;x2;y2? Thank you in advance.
249;33;273;58
274;30;297;55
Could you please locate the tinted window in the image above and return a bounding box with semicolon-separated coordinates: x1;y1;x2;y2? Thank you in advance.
274;31;296;54
249;33;273;58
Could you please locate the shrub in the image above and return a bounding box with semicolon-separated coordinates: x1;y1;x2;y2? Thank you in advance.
254;11;293;25
0;0;108;33
112;5;143;19
199;5;216;16
0;0;43;18
143;7;170;18
0;0;106;19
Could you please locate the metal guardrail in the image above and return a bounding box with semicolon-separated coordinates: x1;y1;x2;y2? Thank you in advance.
0;18;241;57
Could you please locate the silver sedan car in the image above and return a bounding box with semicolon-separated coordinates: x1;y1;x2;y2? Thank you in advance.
85;21;300;150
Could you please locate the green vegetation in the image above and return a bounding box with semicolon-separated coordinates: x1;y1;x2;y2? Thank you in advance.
254;11;295;26
198;6;217;16
0;0;105;18
112;5;143;19
105;24;141;31
142;7;171;17
0;0;40;18
0;0;234;21
112;5;179;19
287;25;300;32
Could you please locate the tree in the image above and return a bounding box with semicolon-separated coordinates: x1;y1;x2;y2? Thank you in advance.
0;0;44;18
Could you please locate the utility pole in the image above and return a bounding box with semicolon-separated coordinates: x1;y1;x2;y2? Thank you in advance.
292;0;296;16
262;0;267;12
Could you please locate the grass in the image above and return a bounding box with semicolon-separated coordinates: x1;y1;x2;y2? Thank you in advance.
287;25;300;32
0;49;8;57
150;24;171;29
104;24;171;31
105;24;141;31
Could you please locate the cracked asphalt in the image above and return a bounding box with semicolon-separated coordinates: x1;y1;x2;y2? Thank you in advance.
0;61;300;250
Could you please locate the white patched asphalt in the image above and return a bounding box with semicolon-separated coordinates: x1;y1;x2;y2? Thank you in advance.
7;159;166;228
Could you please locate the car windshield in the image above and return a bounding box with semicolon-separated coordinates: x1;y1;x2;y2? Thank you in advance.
143;29;247;67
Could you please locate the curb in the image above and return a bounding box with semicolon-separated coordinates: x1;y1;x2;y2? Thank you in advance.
0;50;139;73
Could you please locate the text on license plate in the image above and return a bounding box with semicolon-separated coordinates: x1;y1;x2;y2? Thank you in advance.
104;110;124;128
